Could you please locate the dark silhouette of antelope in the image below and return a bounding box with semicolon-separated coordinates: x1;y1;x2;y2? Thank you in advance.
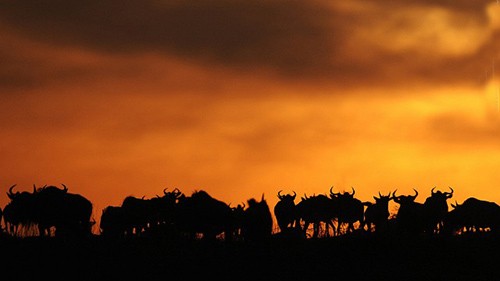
442;197;500;235
100;205;127;238
422;186;454;234
3;185;36;236
148;187;184;235
363;191;394;233
241;194;273;242
274;190;297;233
296;191;338;238
331;187;365;235
174;190;234;241
4;184;93;237
229;202;246;240
120;195;152;236
392;188;425;235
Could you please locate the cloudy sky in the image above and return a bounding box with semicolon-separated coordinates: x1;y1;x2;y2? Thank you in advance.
1;0;499;231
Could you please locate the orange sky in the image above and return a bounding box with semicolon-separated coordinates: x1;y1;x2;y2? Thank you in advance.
1;1;499;233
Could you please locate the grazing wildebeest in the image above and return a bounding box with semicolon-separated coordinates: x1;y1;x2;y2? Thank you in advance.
296;191;338;238
422;186;454;234
174;190;234;241
241;194;273;242
274;190;297;234
442;197;500;235
363;191;394;233
4;184;93;237
331;187;365;235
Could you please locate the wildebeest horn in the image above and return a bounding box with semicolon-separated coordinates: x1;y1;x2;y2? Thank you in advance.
431;186;436;195
7;184;18;199
292;191;296;200
350;187;355;196
412;188;419;199
446;186;454;198
278;190;283;199
391;189;398;198
163;188;168;195
329;186;340;198
61;184;68;192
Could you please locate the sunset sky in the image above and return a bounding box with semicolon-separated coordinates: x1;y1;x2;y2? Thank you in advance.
1;0;499;232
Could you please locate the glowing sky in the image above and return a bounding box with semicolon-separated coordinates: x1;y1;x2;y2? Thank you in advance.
1;0;499;232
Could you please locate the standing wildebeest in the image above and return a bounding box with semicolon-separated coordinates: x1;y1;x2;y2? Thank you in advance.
100;205;127;238
392;189;425;235
295;192;338;238
120;195;152;236
153;188;183;226
274;190;297;233
363;191;394;233
230;202;246;240
3;185;37;236
241;194;273;242
174;190;234;241
4;184;93;237
331;187;365;235
442;197;500;235
422;186;454;234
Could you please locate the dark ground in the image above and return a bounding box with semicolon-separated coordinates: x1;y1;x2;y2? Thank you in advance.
1;232;499;281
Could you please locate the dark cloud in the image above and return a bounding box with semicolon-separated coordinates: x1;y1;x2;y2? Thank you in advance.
0;0;497;89
0;1;335;75
427;112;500;145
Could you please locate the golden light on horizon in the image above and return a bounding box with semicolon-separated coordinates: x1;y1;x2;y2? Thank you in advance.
0;0;499;234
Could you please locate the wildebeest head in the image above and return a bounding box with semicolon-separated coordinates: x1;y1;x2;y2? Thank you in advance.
330;186;355;200
426;186;453;203
392;189;419;205
373;191;393;204
277;190;296;202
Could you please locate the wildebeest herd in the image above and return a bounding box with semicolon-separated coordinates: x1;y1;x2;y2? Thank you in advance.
2;184;500;240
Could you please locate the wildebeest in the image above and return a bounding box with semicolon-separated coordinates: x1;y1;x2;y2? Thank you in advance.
174;190;234;241
442;197;500;235
119;195;152;236
392;188;425;235
229;202;246;239
274;190;297;233
421;186;454;234
392;187;454;235
4;184;93;237
100;205;127;238
331;187;365;235
3;185;37;236
363;191;394;233
295;192;338;238
241;194;273;242
150;188;184;228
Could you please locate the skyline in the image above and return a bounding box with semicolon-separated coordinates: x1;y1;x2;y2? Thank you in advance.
1;0;499;230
